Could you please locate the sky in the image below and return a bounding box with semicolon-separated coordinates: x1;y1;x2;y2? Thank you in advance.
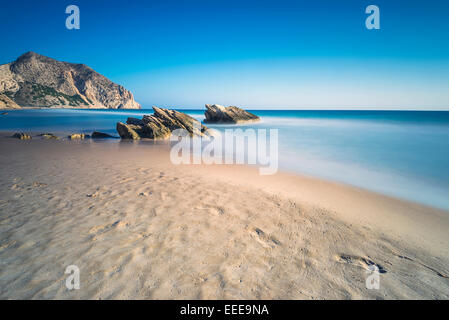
0;0;448;110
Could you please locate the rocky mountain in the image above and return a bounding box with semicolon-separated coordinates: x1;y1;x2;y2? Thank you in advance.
204;104;260;123
0;52;141;109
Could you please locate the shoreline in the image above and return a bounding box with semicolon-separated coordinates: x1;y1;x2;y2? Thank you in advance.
2;107;449;111
0;137;448;299
2;129;448;212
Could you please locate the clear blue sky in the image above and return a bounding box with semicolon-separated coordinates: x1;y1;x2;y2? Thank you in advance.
1;0;448;109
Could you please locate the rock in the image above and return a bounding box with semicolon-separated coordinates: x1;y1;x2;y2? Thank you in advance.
0;52;140;109
12;132;32;140
38;133;59;140
138;115;172;139
68;133;85;140
117;117;172;140
91;131;117;139
204;104;260;124
150;107;208;136
0;93;21;109
126;117;145;126
116;107;210;140
116;122;141;140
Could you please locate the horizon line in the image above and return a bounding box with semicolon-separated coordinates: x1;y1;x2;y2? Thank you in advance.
137;107;449;112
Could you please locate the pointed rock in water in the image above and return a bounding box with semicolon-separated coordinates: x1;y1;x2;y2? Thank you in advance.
117;116;172;140
0;51;140;109
150;107;208;136
138;115;172;139
116;107;209;140
204;104;260;124
116;122;141;140
12;132;32;140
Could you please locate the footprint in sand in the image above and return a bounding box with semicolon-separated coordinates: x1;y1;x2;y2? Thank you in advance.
87;187;102;198
11;184;21;190
87;192;99;198
32;182;47;188
0;240;17;252
196;205;226;216
120;177;134;184
89;220;130;239
251;227;281;248
337;254;387;273
395;254;448;279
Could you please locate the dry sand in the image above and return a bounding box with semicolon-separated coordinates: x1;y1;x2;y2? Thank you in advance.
0;137;448;299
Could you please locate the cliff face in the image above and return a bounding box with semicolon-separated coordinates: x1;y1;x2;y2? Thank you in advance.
0;93;21;109
0;52;141;109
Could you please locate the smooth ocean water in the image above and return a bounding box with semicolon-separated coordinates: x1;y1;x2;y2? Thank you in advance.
1;108;449;210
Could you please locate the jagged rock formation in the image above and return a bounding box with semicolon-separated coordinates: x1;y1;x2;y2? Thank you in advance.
117;107;209;140
0;52;141;109
0;93;21;109
204;104;260;124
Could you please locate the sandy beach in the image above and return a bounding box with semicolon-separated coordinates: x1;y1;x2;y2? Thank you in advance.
0;136;448;300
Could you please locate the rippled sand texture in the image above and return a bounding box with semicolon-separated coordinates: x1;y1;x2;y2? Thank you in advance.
0;138;448;299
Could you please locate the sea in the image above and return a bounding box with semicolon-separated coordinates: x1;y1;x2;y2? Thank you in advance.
1;108;449;210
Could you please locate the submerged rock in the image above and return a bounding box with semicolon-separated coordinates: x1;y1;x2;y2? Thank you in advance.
204;104;260;124
68;133;85;140
38;133;59;140
116;107;209;140
91;131;117;139
12;132;32;140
